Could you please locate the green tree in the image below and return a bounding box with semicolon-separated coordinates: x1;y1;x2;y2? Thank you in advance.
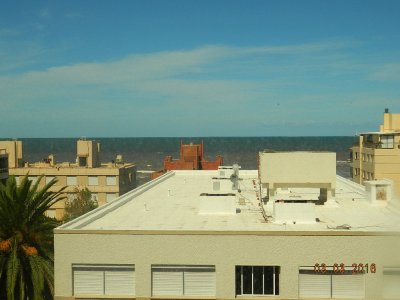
63;187;98;222
0;175;65;300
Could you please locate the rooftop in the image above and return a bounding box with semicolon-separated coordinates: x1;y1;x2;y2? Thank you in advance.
57;170;400;234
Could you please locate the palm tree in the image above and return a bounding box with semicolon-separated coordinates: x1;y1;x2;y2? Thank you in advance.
0;175;65;300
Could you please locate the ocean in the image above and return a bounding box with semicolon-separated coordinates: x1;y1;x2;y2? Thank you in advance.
1;137;356;184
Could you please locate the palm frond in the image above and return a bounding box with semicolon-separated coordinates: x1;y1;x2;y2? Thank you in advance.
6;239;21;300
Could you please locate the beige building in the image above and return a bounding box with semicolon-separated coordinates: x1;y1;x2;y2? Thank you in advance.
350;109;400;197
0;139;136;219
54;152;400;300
0;148;8;183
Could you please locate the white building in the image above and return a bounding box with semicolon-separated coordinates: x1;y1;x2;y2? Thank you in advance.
54;152;400;300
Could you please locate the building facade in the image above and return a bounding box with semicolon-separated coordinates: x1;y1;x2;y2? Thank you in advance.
350;109;400;196
0;148;8;183
0;139;136;219
55;152;400;300
151;141;223;179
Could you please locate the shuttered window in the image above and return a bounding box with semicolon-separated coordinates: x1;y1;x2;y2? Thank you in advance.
45;176;55;184
45;209;56;218
332;274;364;298
106;176;117;185
73;265;135;296
383;268;400;299
299;274;331;298
106;193;117;202
28;176;37;184
152;265;216;296
67;176;77;186
88;176;98;186
299;267;365;299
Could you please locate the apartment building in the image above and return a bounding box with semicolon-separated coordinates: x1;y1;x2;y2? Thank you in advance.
54;151;400;300
0;139;136;219
350;109;400;196
0;148;8;183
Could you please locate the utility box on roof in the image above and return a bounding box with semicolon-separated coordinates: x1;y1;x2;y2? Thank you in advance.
259;151;336;202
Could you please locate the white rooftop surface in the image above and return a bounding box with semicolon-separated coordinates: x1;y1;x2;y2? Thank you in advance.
58;170;400;233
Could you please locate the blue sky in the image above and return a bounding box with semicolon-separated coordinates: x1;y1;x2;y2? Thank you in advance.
1;0;400;137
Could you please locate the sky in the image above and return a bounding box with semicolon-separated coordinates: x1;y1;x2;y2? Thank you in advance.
1;0;400;137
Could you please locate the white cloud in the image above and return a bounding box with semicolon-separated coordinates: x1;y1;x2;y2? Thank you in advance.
1;41;399;136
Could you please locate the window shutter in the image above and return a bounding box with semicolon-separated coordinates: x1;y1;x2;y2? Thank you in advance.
152;268;184;296
67;176;77;186
106;176;117;185
299;274;331;298
73;270;103;295
332;274;364;298
46;176;55;184
88;176;98;186
184;268;216;296
105;269;135;295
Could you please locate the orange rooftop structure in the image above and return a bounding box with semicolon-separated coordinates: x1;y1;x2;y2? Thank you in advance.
151;141;223;179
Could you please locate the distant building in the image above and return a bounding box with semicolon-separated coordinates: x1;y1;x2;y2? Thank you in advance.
54;151;400;300
0;139;136;219
350;109;400;196
0;147;8;183
151;141;223;179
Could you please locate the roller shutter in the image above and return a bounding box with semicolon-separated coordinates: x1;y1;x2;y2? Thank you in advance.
332;274;365;298
184;268;216;296
105;269;135;295
73;265;135;296
152;268;184;296
73;270;103;295
152;265;216;296
299;274;331;298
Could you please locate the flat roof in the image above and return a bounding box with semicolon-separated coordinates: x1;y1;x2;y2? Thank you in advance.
56;170;400;234
360;131;400;135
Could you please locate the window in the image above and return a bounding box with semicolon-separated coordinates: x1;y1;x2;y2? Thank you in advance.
106;193;117;202
46;176;55;185
67;176;77;186
354;152;359;160
106;176;117;185
381;135;394;149
88;176;98;186
73;264;135;296
78;156;87;167
28;176;37;184
91;193;98;202
152;265;216;296
299;267;365;299
45;209;56;218
235;266;279;296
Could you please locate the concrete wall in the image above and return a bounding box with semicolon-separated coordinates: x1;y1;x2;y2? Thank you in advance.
259;152;336;197
381;112;400;132
54;232;400;300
